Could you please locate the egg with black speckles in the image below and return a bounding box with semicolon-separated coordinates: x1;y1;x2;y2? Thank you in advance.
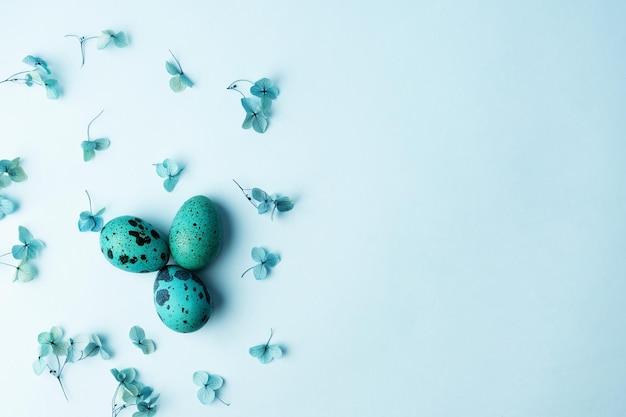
169;195;222;270
153;265;212;333
99;216;170;273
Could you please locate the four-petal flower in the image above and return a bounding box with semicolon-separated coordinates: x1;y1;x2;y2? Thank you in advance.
12;226;45;260
97;30;128;49
241;97;268;133
242;247;280;280
250;77;279;107
193;371;227;405
37;326;69;357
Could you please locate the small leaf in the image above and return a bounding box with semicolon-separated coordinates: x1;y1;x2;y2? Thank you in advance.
83;148;96;162
15;260;37;282
32;357;46;375
179;73;193;88
252;263;267;280
18;225;33;243
257;202;271;214
264;253;280;268
192;371;209;386
123;384;140;404
11;245;27;261
162;159;179;175
205;375;224;390
112;31;128;48
8;158;27;182
0;195;17;220
93;138;110;150
274;196;294;212
163;176;179;192
197;387;215;404
129;326;146;343
139;339;156;355
0;176;11;188
44;79;60;99
165;61;179;75
251;247;266;262
252;114;268;133
251;188;269;203
169;75;186;92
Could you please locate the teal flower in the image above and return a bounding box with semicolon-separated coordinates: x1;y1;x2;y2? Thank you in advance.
241;247;280;280
0;157;27;185
97;30;128;49
193;371;228;405
241;98;268;133
249;329;283;364
165;50;193;92
12;226;45;259
250;77;278;107
37;326;69;357
78;191;105;232
154;158;183;192
111;367;137;390
0;195;16;220
22;55;51;74
44;79;59;99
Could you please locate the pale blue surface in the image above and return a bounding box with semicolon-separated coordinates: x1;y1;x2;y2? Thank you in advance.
0;1;624;416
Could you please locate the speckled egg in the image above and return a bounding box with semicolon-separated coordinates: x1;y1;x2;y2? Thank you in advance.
99;216;170;273
169;195;222;270
153;265;212;333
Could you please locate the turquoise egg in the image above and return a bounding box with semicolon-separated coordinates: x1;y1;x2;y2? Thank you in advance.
169;195;222;270
99;216;170;273
153;265;212;333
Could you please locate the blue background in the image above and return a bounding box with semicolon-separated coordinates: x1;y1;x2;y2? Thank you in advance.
0;1;625;416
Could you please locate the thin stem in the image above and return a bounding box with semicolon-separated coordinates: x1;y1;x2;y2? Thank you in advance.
0;260;17;278
232;179;258;208
56;375;69;401
168;49;183;74
112;383;123;417
216;394;230;406
0;260;16;269
266;328;274;346
58;355;69;376
54;355;62;375
87;109;104;140
65;35;87;67
226;79;252;97
113;404;127;417
1;70;33;83
0;252;12;258
1;78;32;85
241;265;254;278
228;79;253;87
85;190;93;213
